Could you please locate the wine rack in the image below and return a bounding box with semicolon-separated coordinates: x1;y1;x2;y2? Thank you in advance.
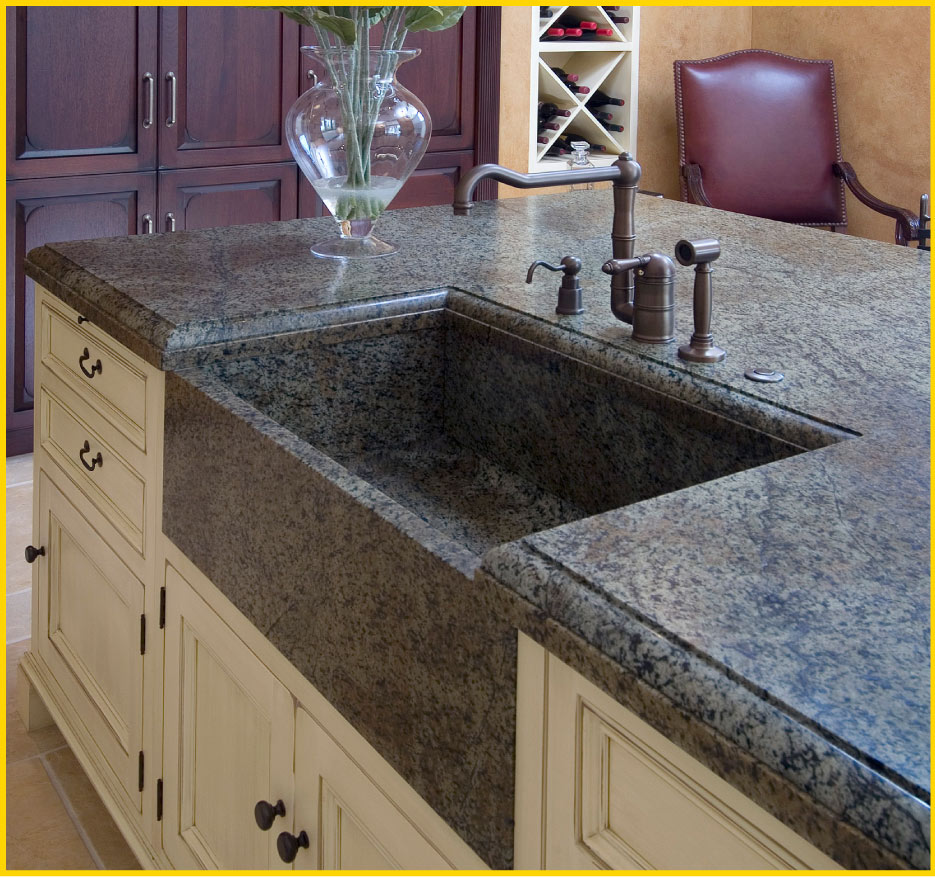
530;6;640;171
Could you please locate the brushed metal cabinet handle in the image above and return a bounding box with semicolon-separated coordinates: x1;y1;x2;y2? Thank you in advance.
307;69;318;86
142;213;154;234
166;212;176;232
142;72;155;128
165;71;177;127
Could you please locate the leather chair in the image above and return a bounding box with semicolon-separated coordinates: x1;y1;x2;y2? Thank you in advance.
674;49;922;246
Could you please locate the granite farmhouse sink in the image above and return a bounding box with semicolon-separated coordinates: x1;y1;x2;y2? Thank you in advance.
193;291;849;566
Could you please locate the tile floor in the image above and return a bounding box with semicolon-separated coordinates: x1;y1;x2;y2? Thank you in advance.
6;453;141;870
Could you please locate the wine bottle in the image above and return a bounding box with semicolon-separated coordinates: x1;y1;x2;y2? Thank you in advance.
560;18;598;31
542;27;565;40
559;27;583;39
600;121;625;132
545;145;570;158
537;102;572;119
550;67;579;83
540;6;552;17
593;27;614;36
537;135;550;144
538;120;561;132
591;110;613;122
588;90;625;106
566;83;591;95
606;13;630;24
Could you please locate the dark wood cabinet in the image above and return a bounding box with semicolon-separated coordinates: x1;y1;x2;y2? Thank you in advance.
6;7;158;179
7;6;499;454
158;163;298;231
158;8;299;169
6;173;157;455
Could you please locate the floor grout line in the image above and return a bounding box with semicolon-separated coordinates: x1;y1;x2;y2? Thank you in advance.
39;751;106;870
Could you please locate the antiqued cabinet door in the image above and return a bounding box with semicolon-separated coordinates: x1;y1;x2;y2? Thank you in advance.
162;562;295;871
34;471;145;813
6;6;158;179
291;707;455;871
158;7;299;169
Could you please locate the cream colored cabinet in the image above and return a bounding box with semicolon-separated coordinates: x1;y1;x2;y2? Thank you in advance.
292;707;458;870
161;562;296;871
514;634;840;870
34;471;146;812
20;286;167;866
160;544;488;872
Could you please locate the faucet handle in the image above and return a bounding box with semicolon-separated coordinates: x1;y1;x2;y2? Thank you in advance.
526;256;584;315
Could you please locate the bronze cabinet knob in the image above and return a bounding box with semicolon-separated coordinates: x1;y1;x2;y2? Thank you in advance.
254;799;285;831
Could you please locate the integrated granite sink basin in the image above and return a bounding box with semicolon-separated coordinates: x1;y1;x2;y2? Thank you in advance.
200;294;845;563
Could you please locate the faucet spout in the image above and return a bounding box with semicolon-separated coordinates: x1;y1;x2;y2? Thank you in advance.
453;153;643;310
454;163;624;215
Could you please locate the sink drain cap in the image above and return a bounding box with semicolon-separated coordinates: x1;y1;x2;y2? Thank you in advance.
744;368;784;383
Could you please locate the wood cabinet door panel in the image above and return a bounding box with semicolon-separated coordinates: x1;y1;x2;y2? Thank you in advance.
392;151;476;210
35;471;145;812
7;173;156;456
158;163;298;232
298;151;473;219
7;6;158;178
159;8;299;168
292;708;453;871
162;562;295;871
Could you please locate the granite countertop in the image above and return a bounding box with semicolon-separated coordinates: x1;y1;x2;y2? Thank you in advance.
26;192;930;868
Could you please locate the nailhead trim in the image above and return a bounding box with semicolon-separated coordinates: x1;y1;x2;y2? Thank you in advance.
673;49;847;228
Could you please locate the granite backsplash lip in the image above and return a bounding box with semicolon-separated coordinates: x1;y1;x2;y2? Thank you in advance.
25;191;930;867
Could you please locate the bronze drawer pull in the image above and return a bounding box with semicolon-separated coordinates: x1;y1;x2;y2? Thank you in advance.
79;441;103;472
78;347;102;379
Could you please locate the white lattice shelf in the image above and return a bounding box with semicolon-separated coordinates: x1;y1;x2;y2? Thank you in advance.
530;6;640;171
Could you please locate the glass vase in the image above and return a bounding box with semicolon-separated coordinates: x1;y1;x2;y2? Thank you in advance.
286;46;431;259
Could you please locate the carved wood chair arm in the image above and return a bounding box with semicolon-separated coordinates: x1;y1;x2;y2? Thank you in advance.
681;164;713;207
833;161;919;246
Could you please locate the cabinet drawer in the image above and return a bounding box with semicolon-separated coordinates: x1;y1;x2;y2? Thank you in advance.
35;469;145;812
39;292;150;452
38;383;147;556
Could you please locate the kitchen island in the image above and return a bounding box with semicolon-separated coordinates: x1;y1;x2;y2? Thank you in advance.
23;191;929;870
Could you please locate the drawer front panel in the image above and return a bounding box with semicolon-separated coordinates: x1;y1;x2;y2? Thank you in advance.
39;384;146;555
36;471;144;811
39;295;149;451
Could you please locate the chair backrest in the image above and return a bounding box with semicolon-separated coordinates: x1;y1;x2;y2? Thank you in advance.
674;49;847;227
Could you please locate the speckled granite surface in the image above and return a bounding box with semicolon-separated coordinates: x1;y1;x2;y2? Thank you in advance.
27;192;930;868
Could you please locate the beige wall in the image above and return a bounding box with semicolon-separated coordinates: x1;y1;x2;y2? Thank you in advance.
751;6;929;243
499;6;930;244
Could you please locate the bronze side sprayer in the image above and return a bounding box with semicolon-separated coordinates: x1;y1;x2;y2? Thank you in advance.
674;238;726;363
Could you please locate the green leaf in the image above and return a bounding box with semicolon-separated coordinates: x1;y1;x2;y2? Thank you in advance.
308;10;358;45
404;6;465;33
255;6;319;28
